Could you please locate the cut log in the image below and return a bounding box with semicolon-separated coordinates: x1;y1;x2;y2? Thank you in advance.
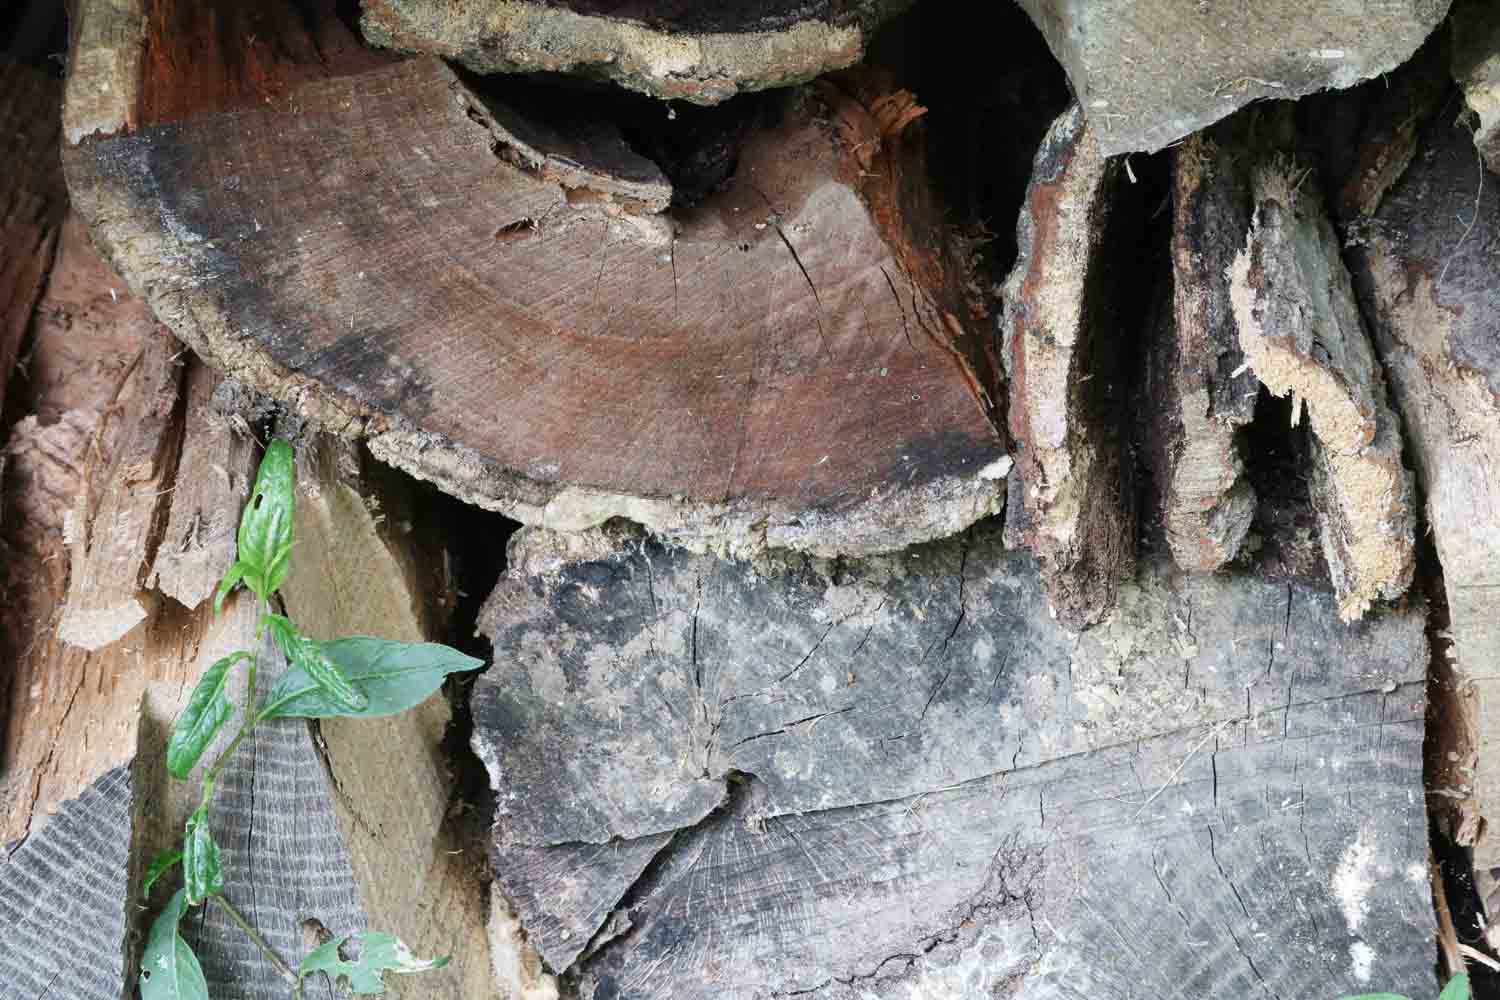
1147;121;1259;573
1453;0;1500;176
474;521;1435;998
62;0;1008;557
277;431;497;999
1228;164;1416;621
1349;110;1500;864
1016;0;1453;156
147;360;257;608
360;0;912;105
1001;105;1133;628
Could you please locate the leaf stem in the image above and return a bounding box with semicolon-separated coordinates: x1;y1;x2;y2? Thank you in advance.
201;596;267;801
212;894;298;986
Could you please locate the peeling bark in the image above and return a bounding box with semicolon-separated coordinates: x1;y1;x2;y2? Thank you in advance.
1453;0;1500;176
1229;164;1416;620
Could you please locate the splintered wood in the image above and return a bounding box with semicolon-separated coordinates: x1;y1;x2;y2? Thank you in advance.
1002;105;1133;628
474;523;1435;999
1150;126;1259;572
1229;164;1415;621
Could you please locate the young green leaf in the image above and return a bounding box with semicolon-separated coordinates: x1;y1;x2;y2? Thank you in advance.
140;888;210;1000
1440;974;1472;1000
183;805;224;906
143;848;184;896
260;638;482;721
213;560;246;614
265;613;368;712
297;931;449;995
236;439;296;600
166;651;249;779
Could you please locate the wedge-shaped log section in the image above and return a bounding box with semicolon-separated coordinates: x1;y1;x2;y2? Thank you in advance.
62;0;1007;557
1002;105;1132;627
362;0;912;105
1148;124;1258;572
1016;0;1452;156
1229;165;1415;621
1350;111;1500;864
475;522;1434;999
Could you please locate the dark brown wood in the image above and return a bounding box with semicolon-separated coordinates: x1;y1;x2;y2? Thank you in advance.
62;0;1009;557
474;522;1436;999
1001;105;1134;628
0;57;67;420
360;0;912;105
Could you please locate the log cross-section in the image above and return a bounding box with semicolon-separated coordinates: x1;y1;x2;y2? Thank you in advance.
62;0;1009;558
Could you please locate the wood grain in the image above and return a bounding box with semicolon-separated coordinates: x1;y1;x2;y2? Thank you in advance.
63;0;1008;557
475;522;1435;998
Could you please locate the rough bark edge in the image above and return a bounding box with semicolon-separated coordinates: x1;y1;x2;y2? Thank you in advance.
360;0;912;106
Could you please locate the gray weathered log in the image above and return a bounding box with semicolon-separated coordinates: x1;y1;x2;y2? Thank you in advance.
475;522;1435;999
1001;105;1133;628
1229;164;1415;621
1148;122;1258;572
1453;0;1500;176
1349;109;1500;864
360;0;912;105
1016;0;1452;156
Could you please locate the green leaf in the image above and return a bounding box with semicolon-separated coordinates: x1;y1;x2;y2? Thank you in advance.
182;805;223;906
265;614;368;712
297;931;449;995
140;888;210;1000
166;651;249;779
236;439;296;600
143;848;183;896
1440;975;1472;1000
260;638;482;721
213;560;246;615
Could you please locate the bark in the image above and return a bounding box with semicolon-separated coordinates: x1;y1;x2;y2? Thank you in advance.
1001;105;1133;628
360;0;913;105
61;0;1008;558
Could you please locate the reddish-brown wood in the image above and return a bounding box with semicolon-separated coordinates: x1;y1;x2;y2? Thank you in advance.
63;0;1009;556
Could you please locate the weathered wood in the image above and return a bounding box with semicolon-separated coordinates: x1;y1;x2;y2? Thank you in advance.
0;57;68;417
1147;122;1258;572
1229;164;1416;621
1349;110;1500;865
1016;0;1453;156
148;360;257;608
56;327;185;649
1453;0;1500;176
278;432;496;999
475;522;1435;998
361;0;912;105
1002;105;1133;628
62;0;1009;557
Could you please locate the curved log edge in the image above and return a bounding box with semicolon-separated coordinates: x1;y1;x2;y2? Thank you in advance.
361;0;914;105
61;0;1009;559
474;522;1435;999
